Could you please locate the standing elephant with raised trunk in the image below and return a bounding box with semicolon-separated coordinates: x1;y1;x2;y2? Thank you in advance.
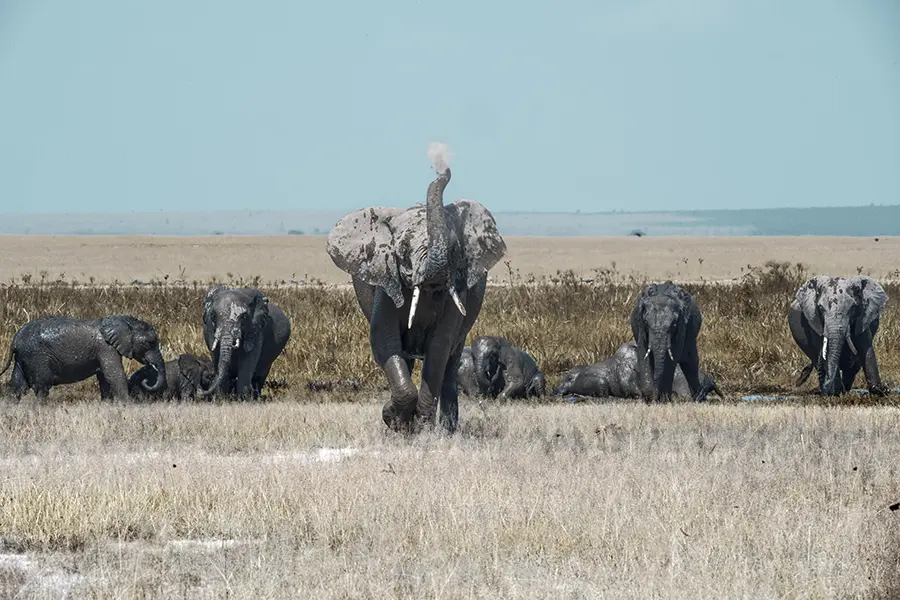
198;285;291;400
0;315;166;400
459;335;546;400
326;143;506;432
788;275;888;396
551;341;720;401
128;353;215;401
630;281;704;402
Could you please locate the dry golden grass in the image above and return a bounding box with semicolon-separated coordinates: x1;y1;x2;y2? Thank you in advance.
2;237;900;598
0;234;898;285
0;400;898;599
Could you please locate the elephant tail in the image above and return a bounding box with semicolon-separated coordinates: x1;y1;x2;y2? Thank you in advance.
795;363;814;387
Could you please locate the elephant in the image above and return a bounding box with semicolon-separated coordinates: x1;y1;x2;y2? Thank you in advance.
0;314;166;400
630;281;704;402
326;142;506;432
788;275;888;396
551;341;721;400
458;335;546;400
128;353;214;401
198;285;292;399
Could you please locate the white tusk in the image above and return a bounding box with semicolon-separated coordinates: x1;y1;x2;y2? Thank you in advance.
211;331;219;352
821;336;828;360
408;286;420;329
846;336;857;356
449;287;467;317
667;348;674;361
644;348;651;359
235;337;241;348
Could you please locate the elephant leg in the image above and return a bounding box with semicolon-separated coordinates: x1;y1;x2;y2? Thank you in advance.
98;353;129;401
96;372;113;400
9;362;29;400
678;343;704;401
855;335;886;396
370;291;418;428
235;359;256;400
416;312;464;427
438;348;462;433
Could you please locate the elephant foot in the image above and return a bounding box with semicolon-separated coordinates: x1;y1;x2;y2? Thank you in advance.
868;384;888;397
382;398;417;431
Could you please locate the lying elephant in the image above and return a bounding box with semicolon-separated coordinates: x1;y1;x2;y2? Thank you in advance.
552;341;721;401
458;336;546;400
128;353;214;401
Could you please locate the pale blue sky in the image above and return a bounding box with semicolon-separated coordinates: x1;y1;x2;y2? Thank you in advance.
1;0;898;214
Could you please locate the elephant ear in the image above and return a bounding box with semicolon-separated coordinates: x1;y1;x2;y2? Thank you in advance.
203;284;226;323
629;293;648;352
796;276;830;336
245;291;270;352
99;317;135;359
445;200;507;289
327;207;405;308
848;276;887;334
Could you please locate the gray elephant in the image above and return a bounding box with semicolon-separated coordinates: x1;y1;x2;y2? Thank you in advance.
788;275;888;396
128;353;214;401
630;281;704;402
326;143;506;432
0;314;166;400
457;347;479;397
552;341;721;400
458;335;546;400
198;285;292;399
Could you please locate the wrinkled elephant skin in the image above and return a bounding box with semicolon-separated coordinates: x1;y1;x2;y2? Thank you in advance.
0;314;166;401
460;335;545;400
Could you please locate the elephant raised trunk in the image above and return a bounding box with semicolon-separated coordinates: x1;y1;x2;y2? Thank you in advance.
199;325;236;397
140;348;167;393
407;162;466;328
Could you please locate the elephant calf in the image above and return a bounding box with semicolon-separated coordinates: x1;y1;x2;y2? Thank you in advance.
552;341;721;401
457;336;546;400
0;314;166;400
128;353;214;401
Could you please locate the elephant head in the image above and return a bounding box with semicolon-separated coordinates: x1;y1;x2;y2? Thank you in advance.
199;286;270;397
326;143;506;330
526;371;546;397
471;336;505;395
630;282;701;401
552;365;589;397
179;353;214;391
98;315;167;393
795;275;887;395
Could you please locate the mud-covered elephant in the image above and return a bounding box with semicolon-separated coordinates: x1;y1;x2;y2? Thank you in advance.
0;314;166;400
630;281;704;402
552;341;720;400
326;143;506;432
458;335;545;400
788;275;888;396
198;285;291;399
128;353;214;401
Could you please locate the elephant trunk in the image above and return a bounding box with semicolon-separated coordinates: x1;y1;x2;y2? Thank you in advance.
199;326;236;397
650;332;674;399
473;350;494;395
140;349;167;393
821;324;847;395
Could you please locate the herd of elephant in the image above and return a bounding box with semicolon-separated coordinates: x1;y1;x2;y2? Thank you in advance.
0;285;291;402
0;143;891;435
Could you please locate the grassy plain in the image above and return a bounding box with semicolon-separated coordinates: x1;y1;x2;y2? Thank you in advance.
1;235;899;598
